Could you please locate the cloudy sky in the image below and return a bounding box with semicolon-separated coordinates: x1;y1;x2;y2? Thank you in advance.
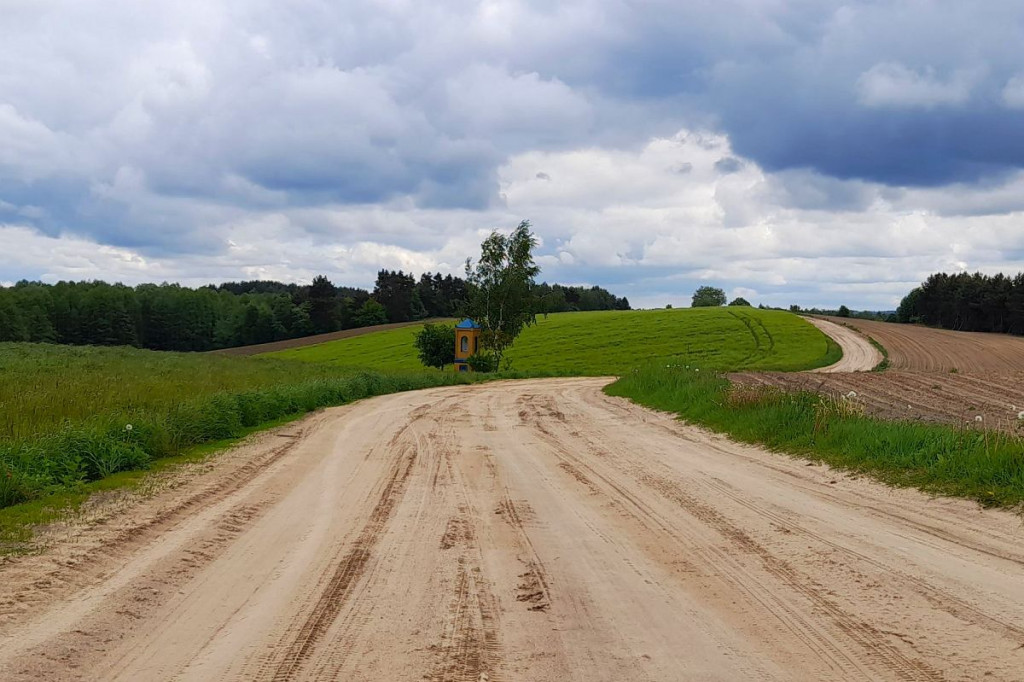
2;1;1024;309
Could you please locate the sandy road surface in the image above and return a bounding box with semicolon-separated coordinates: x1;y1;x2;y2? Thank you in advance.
806;317;882;372
2;379;1023;681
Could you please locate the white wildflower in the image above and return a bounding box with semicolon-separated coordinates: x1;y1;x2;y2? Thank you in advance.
975;415;983;423
125;423;133;432
846;391;858;399
1017;410;1024;420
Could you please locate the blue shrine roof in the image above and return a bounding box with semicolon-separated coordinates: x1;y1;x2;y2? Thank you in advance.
455;319;481;329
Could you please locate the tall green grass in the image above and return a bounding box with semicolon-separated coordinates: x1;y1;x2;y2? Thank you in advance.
607;365;1024;507
0;342;371;441
0;370;488;510
267;307;840;374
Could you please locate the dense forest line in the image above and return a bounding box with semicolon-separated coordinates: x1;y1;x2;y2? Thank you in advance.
0;272;628;351
895;271;1024;335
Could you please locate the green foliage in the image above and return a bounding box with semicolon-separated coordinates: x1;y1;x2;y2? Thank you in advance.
414;323;455;369
897;270;1024;333
0;273;463;353
837;304;851;317
896;286;922;324
0;363;489;512
0;274;631;352
464;220;540;367
374;270;419;323
608;366;1024;507
353;298;388;327
270;308;838;375
0;342;361;441
728;297;751;307
534;282;629;315
691;286;726;307
466;352;498;373
898;271;1024;334
307;275;340;333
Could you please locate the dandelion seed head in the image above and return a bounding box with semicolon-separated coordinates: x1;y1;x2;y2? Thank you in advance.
975;415;983;423
846;391;858;399
125;424;133;432
1017;410;1024;420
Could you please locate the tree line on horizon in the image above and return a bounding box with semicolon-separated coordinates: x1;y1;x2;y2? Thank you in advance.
895;271;1024;335
0;272;629;351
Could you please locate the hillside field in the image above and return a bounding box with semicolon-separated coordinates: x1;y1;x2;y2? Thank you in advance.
0;344;487;511
0;343;358;441
263;307;840;375
0;307;834;515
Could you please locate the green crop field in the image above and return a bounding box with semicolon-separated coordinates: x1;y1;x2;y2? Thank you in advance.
0;343;356;441
0;306;838;530
0;343;489;516
264;307;840;375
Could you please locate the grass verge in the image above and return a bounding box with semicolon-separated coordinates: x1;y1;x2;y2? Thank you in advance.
0;342;378;441
0;370;492;519
607;364;1024;508
869;337;890;372
0;414;304;555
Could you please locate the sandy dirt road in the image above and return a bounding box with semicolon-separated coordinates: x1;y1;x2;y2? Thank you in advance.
2;379;1023;681
806;317;882;373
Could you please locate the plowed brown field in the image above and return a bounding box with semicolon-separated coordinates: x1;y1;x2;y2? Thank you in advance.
735;317;1024;433
733;370;1024;433
823;316;1024;373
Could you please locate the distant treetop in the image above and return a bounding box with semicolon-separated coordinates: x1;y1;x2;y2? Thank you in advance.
692;286;727;308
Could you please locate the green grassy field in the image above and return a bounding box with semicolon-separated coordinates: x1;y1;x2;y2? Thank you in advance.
0;343;357;441
0;343;495;517
265;307;840;375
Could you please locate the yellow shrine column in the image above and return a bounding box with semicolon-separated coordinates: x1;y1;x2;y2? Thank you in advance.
453;319;481;372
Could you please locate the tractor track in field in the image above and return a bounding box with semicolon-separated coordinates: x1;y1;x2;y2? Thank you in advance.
1;379;1022;680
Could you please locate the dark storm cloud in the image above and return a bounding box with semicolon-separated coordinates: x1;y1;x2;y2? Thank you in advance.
586;1;1024;186
4;0;1024;243
3;0;1024;308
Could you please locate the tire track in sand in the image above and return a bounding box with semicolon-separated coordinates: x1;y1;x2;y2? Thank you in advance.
258;436;421;680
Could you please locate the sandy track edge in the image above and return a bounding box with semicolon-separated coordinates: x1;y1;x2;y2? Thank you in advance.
806;317;883;373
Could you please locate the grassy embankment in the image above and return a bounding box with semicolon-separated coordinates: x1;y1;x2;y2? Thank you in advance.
0;343;496;546
266;307;842;374
608;366;1024;507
